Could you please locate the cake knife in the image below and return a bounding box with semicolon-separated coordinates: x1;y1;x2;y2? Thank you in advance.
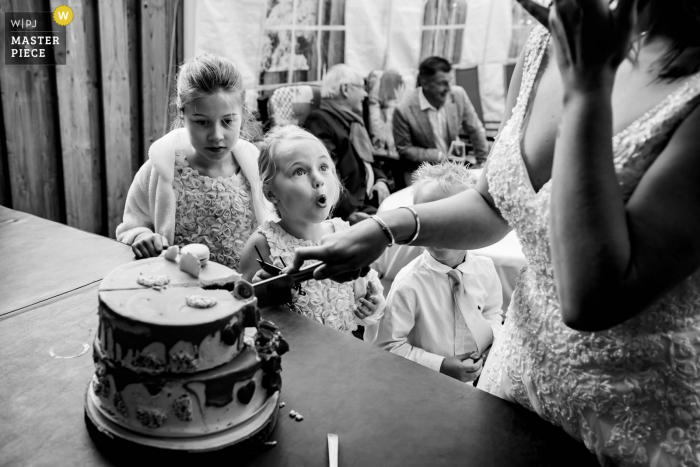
253;263;370;309
252;262;320;308
328;433;338;467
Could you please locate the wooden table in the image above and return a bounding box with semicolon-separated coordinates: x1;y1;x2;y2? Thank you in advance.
0;206;133;317
0;208;598;466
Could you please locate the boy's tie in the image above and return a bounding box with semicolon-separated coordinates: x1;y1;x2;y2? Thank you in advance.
447;269;493;356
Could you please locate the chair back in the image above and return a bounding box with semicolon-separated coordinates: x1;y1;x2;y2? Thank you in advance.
268;84;321;127
454;66;483;123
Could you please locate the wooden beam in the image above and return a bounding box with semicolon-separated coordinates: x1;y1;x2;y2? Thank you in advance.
127;0;142;170
97;0;134;238
0;63;11;208
169;0;184;132
51;0;104;234
141;0;170;159
0;0;63;222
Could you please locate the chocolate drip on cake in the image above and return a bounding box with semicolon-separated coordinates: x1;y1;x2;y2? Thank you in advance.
95;343;261;393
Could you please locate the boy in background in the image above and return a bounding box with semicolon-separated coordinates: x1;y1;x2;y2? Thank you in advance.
374;161;503;383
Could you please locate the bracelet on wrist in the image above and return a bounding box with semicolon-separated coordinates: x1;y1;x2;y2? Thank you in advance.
370;215;395;247
396;206;420;245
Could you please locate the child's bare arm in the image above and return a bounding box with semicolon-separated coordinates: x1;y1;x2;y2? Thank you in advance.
354;278;386;322
239;232;272;282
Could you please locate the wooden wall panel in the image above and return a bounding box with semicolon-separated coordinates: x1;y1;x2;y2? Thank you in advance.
97;0;134;238
126;0;142;171
0;0;182;235
141;0;170;158
51;0;104;234
140;0;183;157
168;0;184;132
0;0;63;222
0;45;11;208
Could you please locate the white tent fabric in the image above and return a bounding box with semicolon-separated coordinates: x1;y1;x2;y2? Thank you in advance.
187;0;516;123
345;0;392;74
345;0;424;90
191;0;265;90
460;0;513;122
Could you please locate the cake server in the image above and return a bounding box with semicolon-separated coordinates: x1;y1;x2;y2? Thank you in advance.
253;262;319;308
253;264;370;309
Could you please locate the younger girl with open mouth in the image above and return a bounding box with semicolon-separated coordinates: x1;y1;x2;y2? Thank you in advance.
240;125;385;334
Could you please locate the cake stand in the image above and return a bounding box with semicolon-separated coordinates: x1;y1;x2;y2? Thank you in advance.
85;383;280;462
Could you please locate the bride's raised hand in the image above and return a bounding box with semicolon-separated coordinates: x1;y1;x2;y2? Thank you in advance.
549;0;638;92
284;218;390;282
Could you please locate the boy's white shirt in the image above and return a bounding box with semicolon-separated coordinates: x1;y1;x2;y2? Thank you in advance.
372;250;503;372
116;128;276;245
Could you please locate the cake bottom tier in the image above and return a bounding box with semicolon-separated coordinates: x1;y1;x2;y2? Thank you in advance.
92;341;278;437
86;387;279;455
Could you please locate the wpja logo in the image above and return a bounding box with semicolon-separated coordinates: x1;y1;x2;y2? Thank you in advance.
4;6;71;65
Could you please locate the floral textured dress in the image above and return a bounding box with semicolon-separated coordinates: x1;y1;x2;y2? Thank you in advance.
172;153;257;271
477;26;700;466
259;218;358;333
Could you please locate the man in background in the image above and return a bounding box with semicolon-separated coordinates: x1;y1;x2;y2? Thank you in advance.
392;56;488;189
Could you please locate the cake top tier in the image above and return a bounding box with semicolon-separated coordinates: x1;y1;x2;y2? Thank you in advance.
100;255;240;290
99;255;246;327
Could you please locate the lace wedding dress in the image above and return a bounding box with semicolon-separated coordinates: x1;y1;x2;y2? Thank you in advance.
477;26;700;466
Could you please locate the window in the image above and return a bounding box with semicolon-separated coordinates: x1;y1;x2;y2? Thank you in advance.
259;0;346;89
508;1;537;61
420;0;467;64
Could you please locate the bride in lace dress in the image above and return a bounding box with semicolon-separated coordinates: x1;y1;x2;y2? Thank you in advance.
286;0;700;465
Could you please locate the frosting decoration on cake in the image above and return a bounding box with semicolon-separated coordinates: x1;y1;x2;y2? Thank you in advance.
186;295;218;308
136;274;170;288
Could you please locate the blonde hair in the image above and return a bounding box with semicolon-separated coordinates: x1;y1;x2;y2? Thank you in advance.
258;125;343;216
321;64;364;99
171;53;259;140
412;161;476;203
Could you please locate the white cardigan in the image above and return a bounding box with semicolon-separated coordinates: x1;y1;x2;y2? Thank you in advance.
116;128;275;245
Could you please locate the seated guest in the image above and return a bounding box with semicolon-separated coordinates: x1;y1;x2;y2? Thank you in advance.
368;69;405;159
373;161;502;383
305;64;391;224
392;56;488;189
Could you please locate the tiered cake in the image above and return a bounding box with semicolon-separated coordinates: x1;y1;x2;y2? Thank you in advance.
86;246;288;450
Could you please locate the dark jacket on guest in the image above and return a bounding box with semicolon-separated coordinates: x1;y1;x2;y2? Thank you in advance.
305;102;389;220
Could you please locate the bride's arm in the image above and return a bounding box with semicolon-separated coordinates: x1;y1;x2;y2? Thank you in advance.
549;0;700;330
288;182;511;281
380;186;511;250
553;97;700;331
286;38;531;281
